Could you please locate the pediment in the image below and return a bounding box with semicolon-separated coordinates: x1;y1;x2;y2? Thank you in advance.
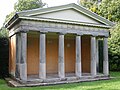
7;3;114;29
31;9;103;25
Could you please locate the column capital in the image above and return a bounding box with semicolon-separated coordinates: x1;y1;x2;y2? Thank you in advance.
91;34;98;37
103;36;109;38
20;31;28;33
58;32;67;35
76;33;83;36
40;31;48;34
20;27;29;33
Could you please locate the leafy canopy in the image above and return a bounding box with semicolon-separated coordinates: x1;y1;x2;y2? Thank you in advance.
108;22;120;71
14;0;46;12
98;0;120;22
79;0;120;22
108;23;120;56
0;27;8;38
79;0;101;13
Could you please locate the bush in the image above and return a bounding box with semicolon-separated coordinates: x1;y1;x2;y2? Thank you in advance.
0;27;8;38
108;22;120;71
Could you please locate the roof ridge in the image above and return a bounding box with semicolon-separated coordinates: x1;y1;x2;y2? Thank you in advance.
17;3;76;14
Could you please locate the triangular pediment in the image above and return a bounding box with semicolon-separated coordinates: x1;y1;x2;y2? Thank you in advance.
10;3;114;28
31;9;103;25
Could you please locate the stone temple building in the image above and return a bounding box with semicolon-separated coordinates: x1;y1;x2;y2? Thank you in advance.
5;3;114;86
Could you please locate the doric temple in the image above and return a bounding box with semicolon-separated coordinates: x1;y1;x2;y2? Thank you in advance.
5;3;114;86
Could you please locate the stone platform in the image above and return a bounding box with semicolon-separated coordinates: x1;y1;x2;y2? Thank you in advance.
5;73;110;87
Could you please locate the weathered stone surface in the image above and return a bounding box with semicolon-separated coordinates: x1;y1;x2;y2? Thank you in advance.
19;63;27;81
19;33;27;81
103;37;109;76
20;33;27;64
39;33;46;79
75;35;82;77
9;20;110;37
58;34;65;78
39;63;46;79
96;39;99;73
91;36;97;77
5;75;110;87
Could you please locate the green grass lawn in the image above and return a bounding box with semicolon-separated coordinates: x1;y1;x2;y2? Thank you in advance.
0;72;120;90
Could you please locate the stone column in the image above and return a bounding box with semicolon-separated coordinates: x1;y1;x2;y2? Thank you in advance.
19;32;27;81
75;35;82;77
15;33;20;78
39;32;46;79
103;37;109;76
91;36;97;77
96;39;99;73
58;33;65;78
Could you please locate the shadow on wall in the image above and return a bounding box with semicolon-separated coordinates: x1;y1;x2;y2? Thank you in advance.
0;38;9;78
98;40;103;73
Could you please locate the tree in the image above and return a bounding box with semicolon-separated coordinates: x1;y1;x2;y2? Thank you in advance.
109;23;120;56
14;0;46;12
0;27;8;38
4;12;15;25
0;12;14;38
108;22;120;71
79;0;120;22
79;0;101;13
98;0;120;22
98;0;120;71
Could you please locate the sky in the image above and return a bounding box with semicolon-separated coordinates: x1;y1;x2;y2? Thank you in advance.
0;0;78;28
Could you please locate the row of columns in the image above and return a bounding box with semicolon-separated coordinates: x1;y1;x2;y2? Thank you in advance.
15;32;109;81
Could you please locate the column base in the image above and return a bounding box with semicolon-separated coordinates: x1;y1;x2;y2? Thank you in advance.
58;63;65;78
75;63;82;77
39;63;46;79
19;63;27;81
103;60;109;76
15;63;20;78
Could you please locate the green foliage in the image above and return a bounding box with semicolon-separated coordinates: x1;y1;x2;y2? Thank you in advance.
108;22;120;71
80;0;120;22
98;0;120;22
109;23;120;55
0;27;8;38
98;0;120;71
79;0;100;13
14;0;46;12
4;12;15;25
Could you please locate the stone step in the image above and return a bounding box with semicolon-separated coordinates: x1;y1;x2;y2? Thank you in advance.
5;76;111;87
